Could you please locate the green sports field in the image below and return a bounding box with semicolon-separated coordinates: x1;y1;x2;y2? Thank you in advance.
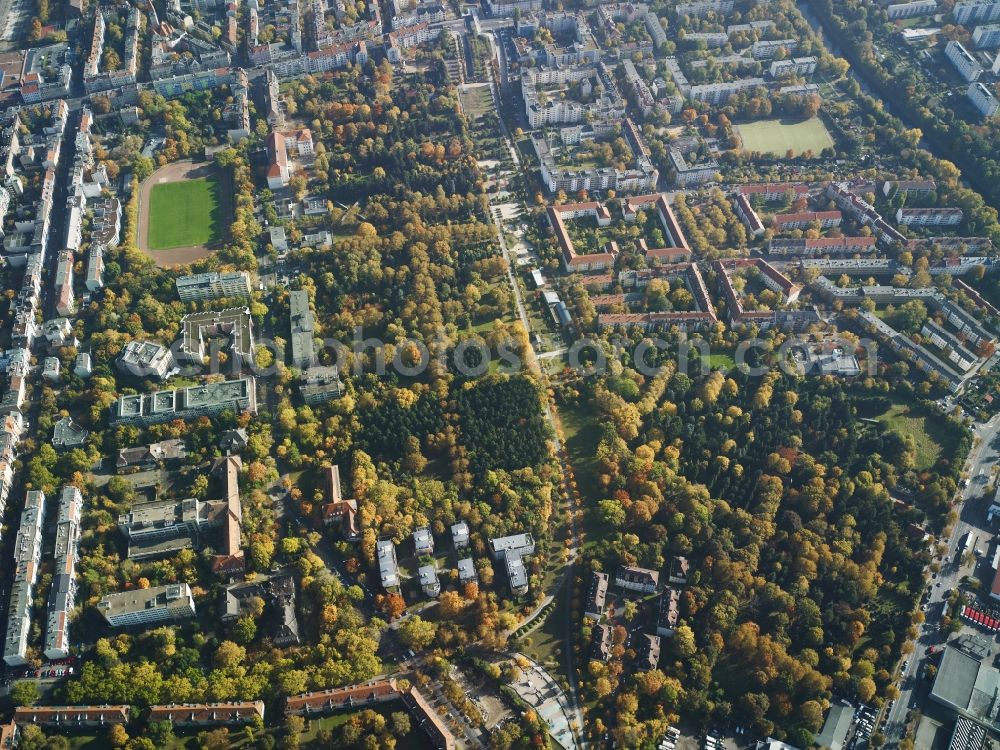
735;117;834;156
146;176;223;250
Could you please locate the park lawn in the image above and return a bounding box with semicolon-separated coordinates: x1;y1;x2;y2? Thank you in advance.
735;117;834;156
520;581;569;675
877;401;946;470
147;176;223;250
706;351;736;372
459;85;493;120
560;402;611;548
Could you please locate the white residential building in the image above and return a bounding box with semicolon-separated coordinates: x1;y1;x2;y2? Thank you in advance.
973;23;1000;47
896;207;964;226
968;80;1000;116
954;0;1000;25
769;56;817;77
946;40;983;82
887;0;936;19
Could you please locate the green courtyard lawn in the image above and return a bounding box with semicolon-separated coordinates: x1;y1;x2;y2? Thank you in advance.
876;401;948;470
735;117;835;156
297;703;434;748
147;176;223;250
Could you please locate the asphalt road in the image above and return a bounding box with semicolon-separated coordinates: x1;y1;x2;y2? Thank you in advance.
882;413;1000;747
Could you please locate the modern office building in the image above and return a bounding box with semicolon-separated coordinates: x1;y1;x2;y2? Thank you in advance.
97;583;197;628
118;498;225;560
175;271;252;302
113;378;257;425
116;340;175;380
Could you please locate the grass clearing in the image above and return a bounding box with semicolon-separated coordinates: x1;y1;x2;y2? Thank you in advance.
459;85;493;120
560;402;610;548
147;176;223;250
735;117;834;156
876;401;946;470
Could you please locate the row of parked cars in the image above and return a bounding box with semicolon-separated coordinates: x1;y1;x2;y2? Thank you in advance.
657;726;680;750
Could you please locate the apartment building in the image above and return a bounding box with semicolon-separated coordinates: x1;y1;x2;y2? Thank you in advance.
772;210;842;230
13;706;130;728
973;22;1000;47
418;565;440;598
751;39;799;59
377;539;399;591
98;583;197;628
413;527;434;556
946;41;983;82
733;193;765;236
299;366;343;405
585;571;609;619
44;487;82;660
883;179;936;197
458;557;477;585
148;702;265;727
657;588;681;637
175;271;252;302
521;64;626;128
675;0;734;17
85;245;104;291
826;182;906;245
84;8;141;92
669;147;719;186
968;81;1000;116
766;236;878;256
954;0;1000;25
683;31;728;47
532;126;658;195
615;565;660;594
451;521;470;550
737;182;810;202
887;0;937;19
895;207;964;226
689;78;766;104
769;56;818;77
289;290;314;369
490;533;536;597
3;491;45;666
